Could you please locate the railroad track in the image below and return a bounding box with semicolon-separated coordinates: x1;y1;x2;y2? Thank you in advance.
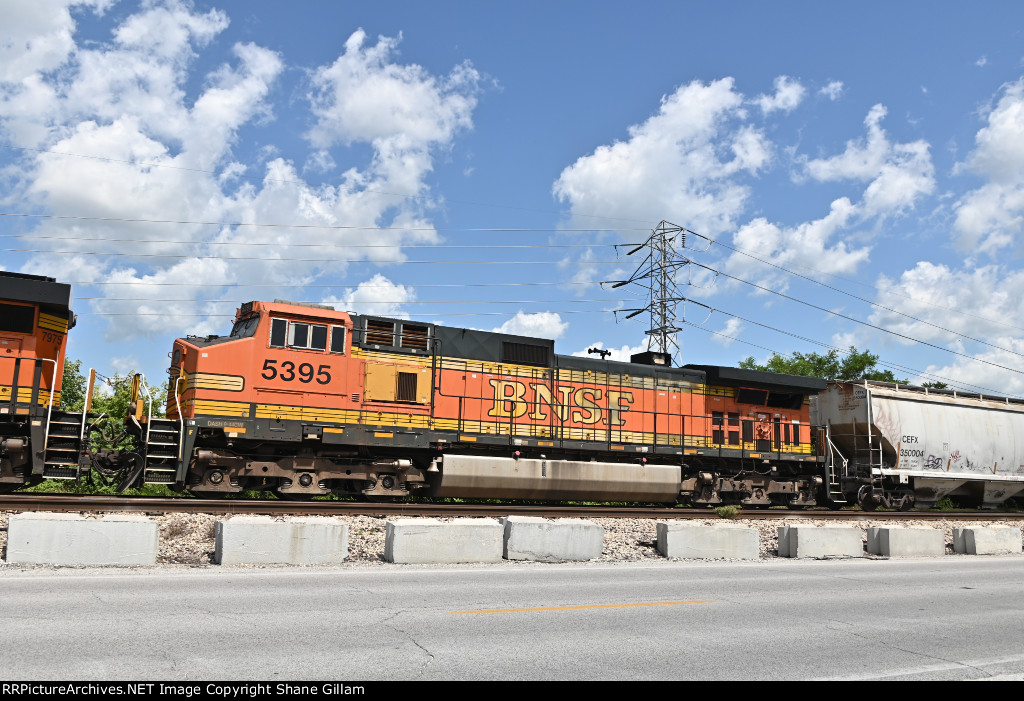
0;493;1019;521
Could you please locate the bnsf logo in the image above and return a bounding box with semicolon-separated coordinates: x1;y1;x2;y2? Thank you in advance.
486;380;634;426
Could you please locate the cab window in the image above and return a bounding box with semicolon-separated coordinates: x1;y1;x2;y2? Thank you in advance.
269;317;331;352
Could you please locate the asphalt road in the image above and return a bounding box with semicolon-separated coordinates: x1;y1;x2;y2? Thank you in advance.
1;557;1023;681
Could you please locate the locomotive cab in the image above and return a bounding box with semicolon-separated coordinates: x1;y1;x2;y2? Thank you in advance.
0;271;75;489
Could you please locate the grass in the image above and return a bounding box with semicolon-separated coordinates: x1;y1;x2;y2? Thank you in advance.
714;504;741;519
16;471;184;498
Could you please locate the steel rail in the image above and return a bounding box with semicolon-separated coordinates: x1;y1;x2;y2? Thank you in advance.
0;494;1019;521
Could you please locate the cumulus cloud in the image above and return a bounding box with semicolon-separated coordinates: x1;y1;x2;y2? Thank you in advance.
799;104;935;218
755;76;806;114
324;273;415;318
571;340;647;362
819;81;844;101
0;3;480;341
492;311;568;339
870;262;1024;344
709;317;744;347
553;77;770;235
953;80;1024;254
721;197;871;291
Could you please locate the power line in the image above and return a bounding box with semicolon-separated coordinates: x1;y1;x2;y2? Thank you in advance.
3;145;658;227
682;320;1017;398
0;213;648;232
681;296;1024;378
0;233;614;249
685;259;1024;361
0;248;621;264
696;231;1024;336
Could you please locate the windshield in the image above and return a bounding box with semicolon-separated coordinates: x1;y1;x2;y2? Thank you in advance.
229;314;260;339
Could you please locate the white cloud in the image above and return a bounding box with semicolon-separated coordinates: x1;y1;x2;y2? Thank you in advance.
324;274;415;318
819;81;844;101
552;77;769;235
916;342;1024;396
710;317;744;347
756;75;806;114
976;56;988;67
723;197;870;290
870;262;1024;343
493;311;568;339
571;340;647;362
800;104;935;218
0;5;480;342
953;80;1024;254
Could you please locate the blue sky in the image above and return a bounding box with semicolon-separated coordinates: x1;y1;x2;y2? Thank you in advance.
5;0;1024;397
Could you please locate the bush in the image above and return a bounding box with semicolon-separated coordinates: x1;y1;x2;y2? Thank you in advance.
714;504;741;519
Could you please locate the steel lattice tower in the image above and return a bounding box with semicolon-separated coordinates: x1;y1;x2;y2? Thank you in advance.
608;220;689;365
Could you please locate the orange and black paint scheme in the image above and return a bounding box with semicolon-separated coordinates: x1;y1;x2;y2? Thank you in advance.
160;299;827;505
0;271;76;490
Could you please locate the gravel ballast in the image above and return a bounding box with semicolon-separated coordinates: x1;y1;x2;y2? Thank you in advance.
1;511;1022;567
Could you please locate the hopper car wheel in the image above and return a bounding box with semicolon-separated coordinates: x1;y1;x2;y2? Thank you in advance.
857;486;879;512
898;494;916;512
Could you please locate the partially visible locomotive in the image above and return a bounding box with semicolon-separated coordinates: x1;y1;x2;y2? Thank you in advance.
0;271;77;491
137;298;828;506
815;381;1024;510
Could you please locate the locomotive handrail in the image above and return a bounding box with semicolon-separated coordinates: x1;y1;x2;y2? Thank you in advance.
173;374;184;462
136;373;155;459
824;424;848;484
1;354;60;456
40;357;58;455
78;368;96;447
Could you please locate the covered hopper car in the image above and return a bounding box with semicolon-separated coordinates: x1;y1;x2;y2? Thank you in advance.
814;381;1024;510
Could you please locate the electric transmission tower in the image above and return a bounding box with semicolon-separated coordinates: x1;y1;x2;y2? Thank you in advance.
606;220;693;366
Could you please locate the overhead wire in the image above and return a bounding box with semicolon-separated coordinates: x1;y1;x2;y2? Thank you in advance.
681;320;1016;398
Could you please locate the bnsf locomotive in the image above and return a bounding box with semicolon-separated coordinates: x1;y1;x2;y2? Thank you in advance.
4;271;1023;509
158;299;825;505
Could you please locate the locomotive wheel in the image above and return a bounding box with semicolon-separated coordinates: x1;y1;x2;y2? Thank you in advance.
190;490;230;500
276;492;316;501
363;494;401;503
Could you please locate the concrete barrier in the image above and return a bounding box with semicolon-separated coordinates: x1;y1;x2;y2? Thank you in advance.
777;526;791;557
214;516;348;565
502;516;603;562
384;518;503;564
780;526;863;559
6;512;158;566
866;527;945;557
657;522;759;560
953;526;1023;555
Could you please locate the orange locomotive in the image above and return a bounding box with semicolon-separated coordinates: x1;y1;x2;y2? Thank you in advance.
0;271;78;490
150;298;827;505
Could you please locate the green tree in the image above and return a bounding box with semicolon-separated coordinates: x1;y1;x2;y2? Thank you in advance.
739;346;907;383
58;360;166;420
92;372;167;420
60;358;87;412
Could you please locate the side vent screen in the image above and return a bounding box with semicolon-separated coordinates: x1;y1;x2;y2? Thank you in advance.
502;341;549;366
401;324;429;351
365;320;395;346
397;372;418;402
